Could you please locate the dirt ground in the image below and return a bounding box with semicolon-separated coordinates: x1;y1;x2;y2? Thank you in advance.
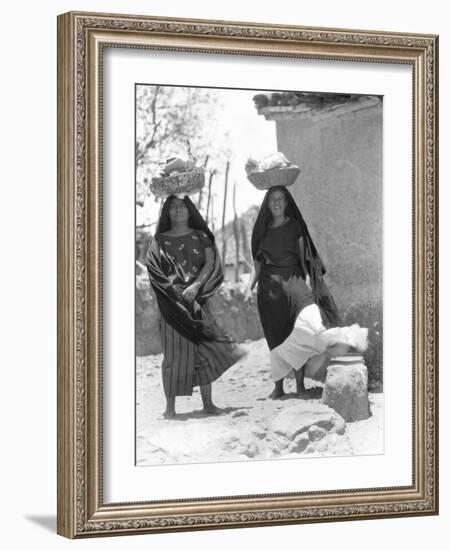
136;338;384;466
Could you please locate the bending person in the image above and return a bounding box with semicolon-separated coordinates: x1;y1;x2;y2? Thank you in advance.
147;195;244;418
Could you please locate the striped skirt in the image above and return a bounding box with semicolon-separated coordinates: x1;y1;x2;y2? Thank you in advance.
159;313;244;397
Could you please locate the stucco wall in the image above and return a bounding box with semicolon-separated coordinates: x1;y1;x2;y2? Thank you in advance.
275;104;383;309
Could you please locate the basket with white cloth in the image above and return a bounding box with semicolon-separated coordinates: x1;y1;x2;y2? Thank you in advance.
245;152;300;190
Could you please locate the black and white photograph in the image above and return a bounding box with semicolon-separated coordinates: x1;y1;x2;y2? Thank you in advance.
135;84;383;467
1;0;445;545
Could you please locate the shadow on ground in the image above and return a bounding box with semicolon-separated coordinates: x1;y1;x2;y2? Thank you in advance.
161;406;252;421
25;515;56;533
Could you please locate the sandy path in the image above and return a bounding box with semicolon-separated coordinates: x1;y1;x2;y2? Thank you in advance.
136;339;383;466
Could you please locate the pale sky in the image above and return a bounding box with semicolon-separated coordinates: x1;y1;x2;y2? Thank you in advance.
137;88;278;227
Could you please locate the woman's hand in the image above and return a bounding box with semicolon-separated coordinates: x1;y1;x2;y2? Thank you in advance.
244;262;260;306
182;281;201;303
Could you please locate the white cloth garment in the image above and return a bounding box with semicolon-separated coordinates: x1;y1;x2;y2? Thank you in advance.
270;304;368;381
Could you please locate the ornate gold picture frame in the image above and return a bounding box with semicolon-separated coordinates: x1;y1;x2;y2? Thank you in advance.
57;11;438;538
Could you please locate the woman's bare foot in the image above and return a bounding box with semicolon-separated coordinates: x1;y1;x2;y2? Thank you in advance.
163;396;176;419
200;383;224;415
296;388;310;399
294;367;306;398
269;386;285;400
203;404;223;415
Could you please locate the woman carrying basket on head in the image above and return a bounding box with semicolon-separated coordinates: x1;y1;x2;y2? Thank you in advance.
245;184;368;399
147;194;245;418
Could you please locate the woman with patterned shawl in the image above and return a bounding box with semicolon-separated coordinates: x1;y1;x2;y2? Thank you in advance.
147;195;244;418
245;186;368;399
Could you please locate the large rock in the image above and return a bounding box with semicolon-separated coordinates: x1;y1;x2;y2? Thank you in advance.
322;359;371;422
271;402;346;440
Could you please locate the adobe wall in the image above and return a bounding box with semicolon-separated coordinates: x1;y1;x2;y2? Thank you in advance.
275;104;383;309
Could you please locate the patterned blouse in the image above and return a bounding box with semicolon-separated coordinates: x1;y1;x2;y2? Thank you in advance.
159;229;213;292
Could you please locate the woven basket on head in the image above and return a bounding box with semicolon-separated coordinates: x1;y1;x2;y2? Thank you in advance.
247;165;300;190
150;167;205;198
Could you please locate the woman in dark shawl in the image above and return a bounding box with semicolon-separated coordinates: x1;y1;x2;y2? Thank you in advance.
147;195;244;418
245;186;367;399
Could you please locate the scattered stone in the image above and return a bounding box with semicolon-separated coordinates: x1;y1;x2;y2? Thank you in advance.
223;437;241;451
289;433;309;453
242;441;259;458
329;415;346;435
272;435;290;451
308;425;327;442
303;445;316;455
271;402;346;440
315;439;329;453
232;410;249;418
322;361;371;422
251;426;267;440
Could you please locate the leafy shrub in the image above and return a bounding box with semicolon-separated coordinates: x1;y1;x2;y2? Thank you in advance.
340;301;383;391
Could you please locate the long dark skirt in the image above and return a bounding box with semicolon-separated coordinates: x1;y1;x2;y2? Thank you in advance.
257;264;315;351
159;307;244;397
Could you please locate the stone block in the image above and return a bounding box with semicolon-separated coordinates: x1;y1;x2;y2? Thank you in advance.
322;358;371;422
